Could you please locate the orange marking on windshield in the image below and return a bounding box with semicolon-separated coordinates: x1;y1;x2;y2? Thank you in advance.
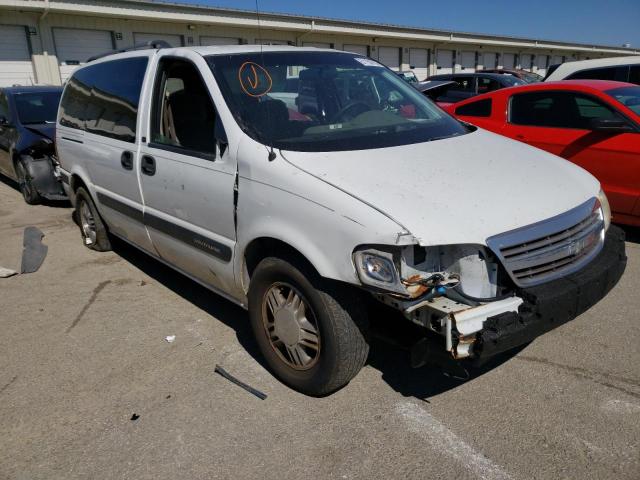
238;61;273;97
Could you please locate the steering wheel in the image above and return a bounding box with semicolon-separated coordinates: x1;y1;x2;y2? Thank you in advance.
330;102;371;123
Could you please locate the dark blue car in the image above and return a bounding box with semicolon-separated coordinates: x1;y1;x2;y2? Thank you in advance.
0;86;65;204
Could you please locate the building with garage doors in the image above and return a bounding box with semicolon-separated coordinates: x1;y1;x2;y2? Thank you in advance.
0;0;638;87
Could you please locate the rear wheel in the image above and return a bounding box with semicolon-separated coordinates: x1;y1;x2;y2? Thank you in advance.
75;187;111;251
15;158;41;205
248;256;369;396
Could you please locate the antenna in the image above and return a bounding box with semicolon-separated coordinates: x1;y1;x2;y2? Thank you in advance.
254;0;277;161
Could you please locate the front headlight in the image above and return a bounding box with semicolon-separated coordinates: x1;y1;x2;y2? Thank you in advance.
353;249;405;294
598;188;611;231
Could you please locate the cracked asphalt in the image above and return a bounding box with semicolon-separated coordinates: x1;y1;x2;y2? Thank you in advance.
0;178;639;480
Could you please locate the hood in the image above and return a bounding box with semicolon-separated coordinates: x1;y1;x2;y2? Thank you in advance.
24;123;55;141
281;129;599;246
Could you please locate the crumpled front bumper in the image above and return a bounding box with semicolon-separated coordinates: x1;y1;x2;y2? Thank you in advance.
475;225;627;361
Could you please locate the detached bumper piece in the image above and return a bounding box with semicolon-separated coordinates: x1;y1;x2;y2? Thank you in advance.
475;225;627;361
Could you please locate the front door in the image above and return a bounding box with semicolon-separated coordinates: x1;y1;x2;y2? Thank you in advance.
504;90;640;216
138;53;237;293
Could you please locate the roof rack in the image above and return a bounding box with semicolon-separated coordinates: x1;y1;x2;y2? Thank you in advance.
87;40;172;63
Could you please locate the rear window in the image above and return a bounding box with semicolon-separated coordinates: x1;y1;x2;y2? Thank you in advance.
629;65;640;85
566;66;628;82
455;98;492;117
59;56;148;142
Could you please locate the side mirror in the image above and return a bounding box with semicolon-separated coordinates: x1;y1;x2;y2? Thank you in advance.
589;117;635;133
214;116;228;158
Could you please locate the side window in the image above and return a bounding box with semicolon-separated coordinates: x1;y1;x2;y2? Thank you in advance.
510;91;620;129
455;98;492;117
629;65;640;85
59;71;91;129
450;77;474;92
151;58;217;157
477;78;501;94
567;66;627;81
59;56;148;142
0;93;9;120
84;58;148;142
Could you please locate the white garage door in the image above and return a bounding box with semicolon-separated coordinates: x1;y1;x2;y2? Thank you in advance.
502;53;515;69
303;42;331;49
0;25;35;87
520;54;533;71
200;36;239;46
536;55;549;76
436;49;454;74
54;28;113;82
134;32;183;47
343;44;368;57
377;47;400;71
409;48;429;81
481;52;497;70
459;51;476;72
258;39;288;45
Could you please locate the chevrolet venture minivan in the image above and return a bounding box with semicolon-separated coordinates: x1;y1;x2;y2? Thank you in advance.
56;45;626;395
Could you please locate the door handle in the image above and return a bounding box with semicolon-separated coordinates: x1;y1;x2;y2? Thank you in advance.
141;155;156;176
121;150;133;170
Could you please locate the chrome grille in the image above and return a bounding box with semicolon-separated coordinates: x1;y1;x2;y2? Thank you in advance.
486;198;605;287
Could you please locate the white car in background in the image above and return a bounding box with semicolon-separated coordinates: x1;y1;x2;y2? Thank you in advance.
56;44;626;395
545;55;640;83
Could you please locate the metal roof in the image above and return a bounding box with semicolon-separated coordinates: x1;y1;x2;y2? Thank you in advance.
130;0;638;52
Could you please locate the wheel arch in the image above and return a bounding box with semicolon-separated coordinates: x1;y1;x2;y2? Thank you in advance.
242;236;322;291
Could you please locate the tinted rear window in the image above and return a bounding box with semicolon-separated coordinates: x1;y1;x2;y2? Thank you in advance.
456;98;492;117
566;66;628;82
629;65;640;85
59;56;148;142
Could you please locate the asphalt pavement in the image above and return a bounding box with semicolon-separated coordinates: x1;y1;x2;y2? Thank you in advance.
0;178;638;480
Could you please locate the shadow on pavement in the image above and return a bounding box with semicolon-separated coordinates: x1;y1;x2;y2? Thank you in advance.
110;236;523;400
110;236;261;363
620;224;640;244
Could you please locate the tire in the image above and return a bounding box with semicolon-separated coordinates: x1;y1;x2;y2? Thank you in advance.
248;256;369;396
15;158;42;205
75;187;111;251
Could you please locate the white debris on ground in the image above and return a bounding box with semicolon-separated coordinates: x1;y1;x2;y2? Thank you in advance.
164;335;176;343
0;267;18;278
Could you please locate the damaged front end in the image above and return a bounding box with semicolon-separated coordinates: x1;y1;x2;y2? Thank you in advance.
354;243;522;362
19;137;67;200
352;195;626;368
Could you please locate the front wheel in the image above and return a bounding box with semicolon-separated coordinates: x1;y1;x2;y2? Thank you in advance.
15;158;41;205
248;256;369;396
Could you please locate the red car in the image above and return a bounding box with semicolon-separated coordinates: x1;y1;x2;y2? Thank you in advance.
444;80;640;226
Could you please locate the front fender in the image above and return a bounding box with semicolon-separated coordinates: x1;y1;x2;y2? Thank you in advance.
234;138;415;293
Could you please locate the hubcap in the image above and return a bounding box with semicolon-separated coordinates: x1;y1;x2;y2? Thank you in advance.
79;201;97;245
262;282;320;370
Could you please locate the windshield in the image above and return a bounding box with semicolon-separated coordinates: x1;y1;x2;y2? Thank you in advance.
502;75;526;87
207;52;468;152
521;72;543;83
605;86;640;116
14;91;61;125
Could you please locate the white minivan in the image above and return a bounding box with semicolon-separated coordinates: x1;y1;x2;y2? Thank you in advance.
56;44;626;395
